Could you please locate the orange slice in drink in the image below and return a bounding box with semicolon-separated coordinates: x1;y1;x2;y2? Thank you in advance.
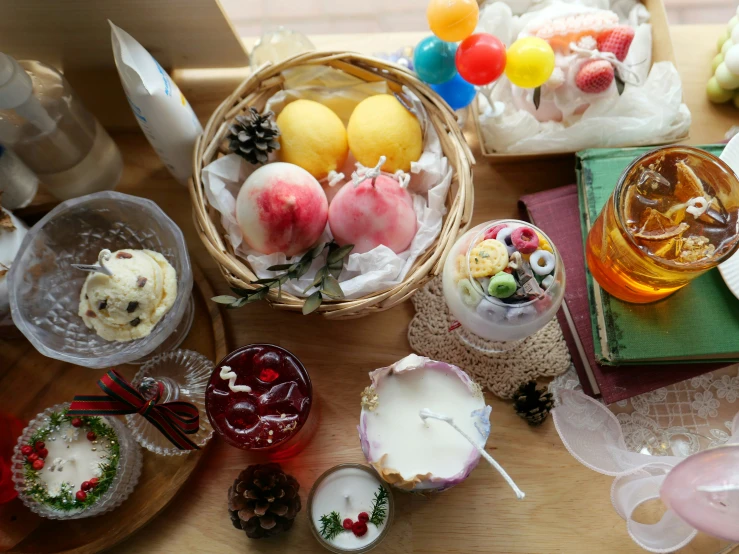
674;161;706;202
633;208;689;240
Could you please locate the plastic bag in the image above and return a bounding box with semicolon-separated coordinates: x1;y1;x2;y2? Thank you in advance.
110;22;203;185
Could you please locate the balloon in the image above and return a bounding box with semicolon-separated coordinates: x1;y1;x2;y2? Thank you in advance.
504;37;556;89
455;33;506;86
427;0;479;43
661;445;739;542
431;73;477;111
414;36;458;85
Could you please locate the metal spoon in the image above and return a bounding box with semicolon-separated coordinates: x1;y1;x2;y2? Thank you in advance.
71;249;113;277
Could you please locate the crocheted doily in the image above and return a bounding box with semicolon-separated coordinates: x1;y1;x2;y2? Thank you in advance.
408;276;571;399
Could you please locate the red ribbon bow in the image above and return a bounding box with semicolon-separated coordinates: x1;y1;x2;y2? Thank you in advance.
69;370;200;451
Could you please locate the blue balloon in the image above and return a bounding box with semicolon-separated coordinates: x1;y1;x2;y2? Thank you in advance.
431;73;477;111
413;36;458;85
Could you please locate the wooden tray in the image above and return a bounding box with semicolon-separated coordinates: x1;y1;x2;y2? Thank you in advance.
0;263;226;554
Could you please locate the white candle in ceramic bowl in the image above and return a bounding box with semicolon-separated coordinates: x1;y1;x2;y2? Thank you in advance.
359;354;491;492
308;464;393;553
11;403;142;520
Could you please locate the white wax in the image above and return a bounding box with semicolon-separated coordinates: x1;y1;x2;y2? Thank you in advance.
311;467;386;551
365;363;485;484
38;422;111;497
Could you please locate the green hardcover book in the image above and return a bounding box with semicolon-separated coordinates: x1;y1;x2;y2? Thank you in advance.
576;145;739;365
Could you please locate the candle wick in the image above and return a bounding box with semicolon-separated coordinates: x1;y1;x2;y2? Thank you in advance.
418;408;525;500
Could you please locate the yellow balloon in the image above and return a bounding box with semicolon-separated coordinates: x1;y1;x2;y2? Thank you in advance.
504;37;556;89
427;0;479;43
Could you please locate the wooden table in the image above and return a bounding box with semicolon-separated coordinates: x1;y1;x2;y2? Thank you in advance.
4;25;738;554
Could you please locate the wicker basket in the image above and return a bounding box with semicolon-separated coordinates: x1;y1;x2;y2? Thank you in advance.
190;51;474;319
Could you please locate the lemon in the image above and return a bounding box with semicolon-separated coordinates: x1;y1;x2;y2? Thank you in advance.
347;94;423;173
276;99;348;180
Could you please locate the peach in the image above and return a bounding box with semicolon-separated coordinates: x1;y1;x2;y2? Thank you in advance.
328;174;417;254
236;162;328;257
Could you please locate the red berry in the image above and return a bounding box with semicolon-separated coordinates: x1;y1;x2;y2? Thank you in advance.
352;521;368;537
75;490;87;502
71;418;83;428
32;459;44;470
27;453;38;462
86;432;96;441
37;448;49;459
597;25;635;62
81;481;92;491
89;477;99;487
342;518;353;530
34;441;45;451
575;59;614;94
483;224;508;241
358;512;369;522
20;445;33;456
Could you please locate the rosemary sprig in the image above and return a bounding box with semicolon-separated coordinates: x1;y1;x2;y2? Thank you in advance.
212;241;354;315
319;510;344;541
369;485;388;526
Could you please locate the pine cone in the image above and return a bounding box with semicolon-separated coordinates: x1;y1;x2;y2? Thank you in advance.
512;380;554;426
227;107;281;165
227;463;301;539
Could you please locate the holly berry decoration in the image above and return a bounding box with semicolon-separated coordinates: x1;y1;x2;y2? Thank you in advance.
227;463;301;539
32;459;44;471
20;445;33;456
342;518;353;530
512;380;554;426
71;418;83;428
86;431;96;441
76;490;87;502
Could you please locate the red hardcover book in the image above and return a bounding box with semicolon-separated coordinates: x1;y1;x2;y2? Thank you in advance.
519;185;724;404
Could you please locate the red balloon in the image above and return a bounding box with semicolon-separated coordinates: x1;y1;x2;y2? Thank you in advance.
455;33;506;86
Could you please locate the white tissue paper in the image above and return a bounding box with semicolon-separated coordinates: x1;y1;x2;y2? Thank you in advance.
201;86;452;300
476;0;691;154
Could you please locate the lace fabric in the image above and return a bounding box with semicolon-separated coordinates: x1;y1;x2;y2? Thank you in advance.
550;367;739;552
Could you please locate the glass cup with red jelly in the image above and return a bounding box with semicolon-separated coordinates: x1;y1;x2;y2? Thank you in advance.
205;344;316;459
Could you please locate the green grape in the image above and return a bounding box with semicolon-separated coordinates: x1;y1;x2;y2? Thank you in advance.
719;30;730;52
707;77;733;103
713;53;725;74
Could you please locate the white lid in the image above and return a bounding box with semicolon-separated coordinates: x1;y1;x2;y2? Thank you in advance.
0;53;33;110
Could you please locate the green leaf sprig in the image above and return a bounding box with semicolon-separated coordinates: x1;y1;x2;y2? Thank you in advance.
212;241;354;315
319;510;344;541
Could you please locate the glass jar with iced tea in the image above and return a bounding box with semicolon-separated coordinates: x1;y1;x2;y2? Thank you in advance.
586;146;739;303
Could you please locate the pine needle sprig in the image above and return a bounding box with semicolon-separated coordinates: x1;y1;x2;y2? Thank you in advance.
212;241;353;315
319;510;344;541
369;486;388;526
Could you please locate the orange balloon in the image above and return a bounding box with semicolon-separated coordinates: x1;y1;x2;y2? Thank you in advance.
427;0;479;43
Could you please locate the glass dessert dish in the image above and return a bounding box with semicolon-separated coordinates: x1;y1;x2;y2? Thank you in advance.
206;344;317;460
126;349;214;456
8;191;194;368
586;146;739;303
11;403;142;520
308;464;394;554
442;219;565;353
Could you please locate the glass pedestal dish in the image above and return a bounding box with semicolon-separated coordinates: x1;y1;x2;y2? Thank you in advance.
126;349;214;456
7;191;194;368
442;220;565;354
11;403;142;520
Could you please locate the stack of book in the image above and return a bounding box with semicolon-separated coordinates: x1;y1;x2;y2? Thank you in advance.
520;145;738;404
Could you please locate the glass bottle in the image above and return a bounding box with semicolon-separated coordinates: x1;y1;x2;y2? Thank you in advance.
0;53;123;200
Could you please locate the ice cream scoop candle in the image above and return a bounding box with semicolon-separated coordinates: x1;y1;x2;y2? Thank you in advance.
11;404;142;520
77;248;177;342
358;354;492;491
236;162;328;257
0;207;27;325
328;158;417;254
308;464;393;553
